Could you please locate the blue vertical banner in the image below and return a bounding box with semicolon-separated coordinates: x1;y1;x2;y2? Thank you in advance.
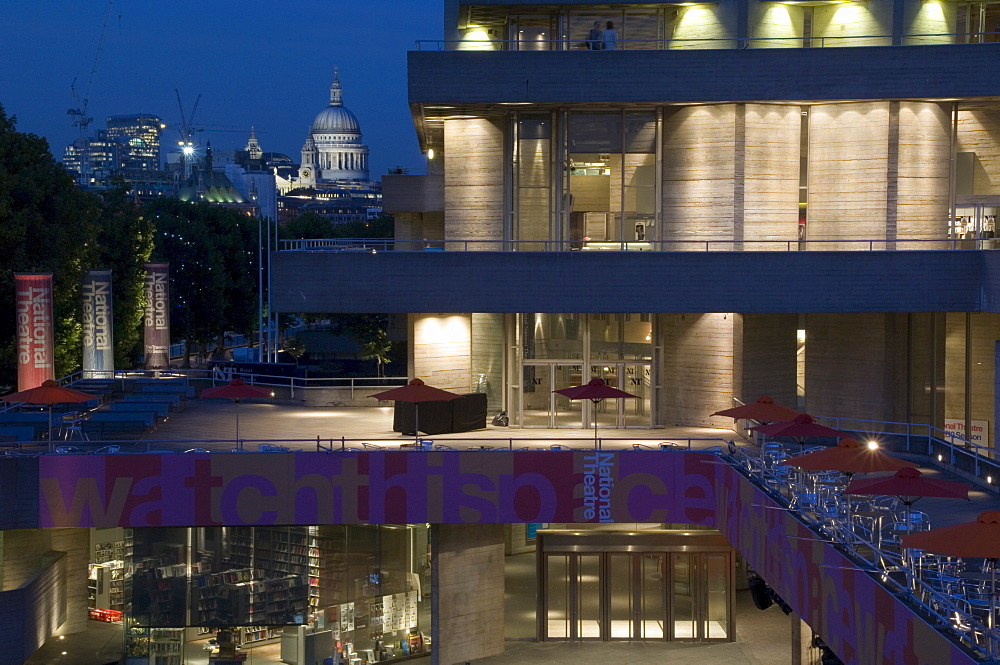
82;270;114;378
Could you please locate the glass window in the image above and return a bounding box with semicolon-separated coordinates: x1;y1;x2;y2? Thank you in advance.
566;111;657;245
516;116;552;248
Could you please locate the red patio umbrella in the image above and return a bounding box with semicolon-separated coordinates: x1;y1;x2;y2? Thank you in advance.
200;378;272;446
846;467;970;580
845;466;969;506
712;396;801;423
751;413;850;450
1;379;96;449
902;511;1000;643
370;378;462;444
554;378;638;448
785;438;912;535
785;438;911;475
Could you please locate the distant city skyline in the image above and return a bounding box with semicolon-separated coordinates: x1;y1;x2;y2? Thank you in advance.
3;1;442;178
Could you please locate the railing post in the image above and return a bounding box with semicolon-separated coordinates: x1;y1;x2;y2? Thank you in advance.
341;436;345;451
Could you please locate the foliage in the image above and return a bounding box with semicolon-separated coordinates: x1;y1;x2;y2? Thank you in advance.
281;212;332;240
95;183;155;368
147;199;259;347
283;337;306;364
0;104;101;385
359;329;392;377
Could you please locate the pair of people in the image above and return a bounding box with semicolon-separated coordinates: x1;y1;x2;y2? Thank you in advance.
586;21;618;50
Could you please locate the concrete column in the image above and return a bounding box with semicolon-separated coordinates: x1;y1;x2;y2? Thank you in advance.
471;313;505;412
897;102;951;240
445;117;504;249
661;313;736;426
808;102;890;245
744;104;801;243
662;105;737;245
432;524;505;665
740;313;798;408
804;313;908;422
411;314;472;392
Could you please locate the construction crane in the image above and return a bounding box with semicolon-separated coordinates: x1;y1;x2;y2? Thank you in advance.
175;89;202;154
67;0;116;140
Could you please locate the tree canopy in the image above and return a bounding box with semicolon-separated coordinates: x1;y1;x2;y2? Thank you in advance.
0;105;154;386
148;199;259;352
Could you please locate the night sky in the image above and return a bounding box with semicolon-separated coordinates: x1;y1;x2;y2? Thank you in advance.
2;1;443;177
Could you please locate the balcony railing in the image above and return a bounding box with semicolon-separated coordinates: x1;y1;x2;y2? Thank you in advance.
415;33;995;51
279;237;999;252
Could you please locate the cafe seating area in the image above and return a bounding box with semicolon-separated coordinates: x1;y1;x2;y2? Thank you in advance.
727;441;1000;658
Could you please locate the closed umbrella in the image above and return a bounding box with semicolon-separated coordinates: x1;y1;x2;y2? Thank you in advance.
554;378;637;448
371;378;462;444
1;379;96;450
200;378;273;447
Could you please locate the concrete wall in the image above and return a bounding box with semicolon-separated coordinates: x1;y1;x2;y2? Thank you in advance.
271;249;986;315
408;45;1000;105
432;524;505;665
808;102;890;243
803;312;908;422
744;104;801;242
957;108;1000;196
662;105;737;243
944;312;1000;443
661;312;736;426
0;527;89;663
739;313;798;411
0;550;66;665
411;314;473;392
445;118;504;248
897;101;951;239
471;313;505;412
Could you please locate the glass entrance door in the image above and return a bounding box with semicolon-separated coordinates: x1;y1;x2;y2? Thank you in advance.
522;363;586;428
590;362;651;428
543;552;730;641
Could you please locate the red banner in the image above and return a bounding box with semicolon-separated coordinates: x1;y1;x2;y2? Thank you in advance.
143;263;170;370
15;273;55;390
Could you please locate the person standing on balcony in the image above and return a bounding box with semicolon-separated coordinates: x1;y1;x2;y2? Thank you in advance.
603;21;618;50
587;21;603;50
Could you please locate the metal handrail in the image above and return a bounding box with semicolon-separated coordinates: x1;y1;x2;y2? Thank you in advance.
279;236;996;252
415;33;992;51
723;445;998;658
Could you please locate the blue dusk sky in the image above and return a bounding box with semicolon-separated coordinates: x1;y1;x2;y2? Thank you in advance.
2;1;443;177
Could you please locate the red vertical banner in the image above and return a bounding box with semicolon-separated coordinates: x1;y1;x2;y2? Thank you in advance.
143;263;170;370
15;273;56;390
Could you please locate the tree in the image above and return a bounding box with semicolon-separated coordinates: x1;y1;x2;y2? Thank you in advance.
359;329;392;377
283;337;306;365
148;199;259;365
95;182;155;368
281;211;332;240
0;104;102;385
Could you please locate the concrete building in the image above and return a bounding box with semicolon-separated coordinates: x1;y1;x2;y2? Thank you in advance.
8;3;1000;665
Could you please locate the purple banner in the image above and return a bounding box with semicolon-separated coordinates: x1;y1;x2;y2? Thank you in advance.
15;273;55;391
142;263;169;369
37;451;718;528
82;270;114;378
